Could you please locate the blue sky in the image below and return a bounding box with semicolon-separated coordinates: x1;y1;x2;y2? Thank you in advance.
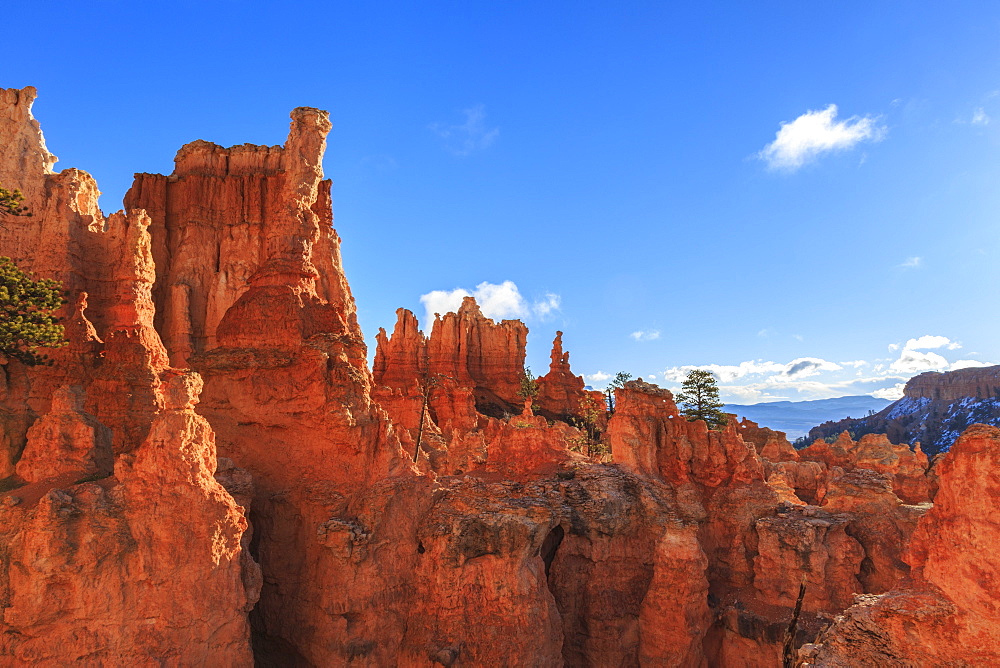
5;2;1000;402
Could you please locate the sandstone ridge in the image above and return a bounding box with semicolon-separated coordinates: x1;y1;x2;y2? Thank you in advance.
0;87;995;666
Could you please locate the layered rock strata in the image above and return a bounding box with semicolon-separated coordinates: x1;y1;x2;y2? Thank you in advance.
1;87;995;666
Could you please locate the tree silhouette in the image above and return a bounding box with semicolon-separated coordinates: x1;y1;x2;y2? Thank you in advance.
676;369;728;429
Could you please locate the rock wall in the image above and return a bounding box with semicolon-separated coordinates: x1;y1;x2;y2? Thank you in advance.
803;424;1000;666
0;87;258;664
1;87;995;666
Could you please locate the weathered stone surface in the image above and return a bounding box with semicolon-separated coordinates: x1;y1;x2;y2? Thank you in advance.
15;385;112;483
0;371;257;665
804;424;1000;666
3;87;995;667
535;331;589;420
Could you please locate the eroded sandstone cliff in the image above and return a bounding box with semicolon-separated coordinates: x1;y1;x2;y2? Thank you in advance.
0;87;995;667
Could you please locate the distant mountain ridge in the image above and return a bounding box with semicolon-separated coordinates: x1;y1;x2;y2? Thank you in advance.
724;395;891;440
805;366;1000;455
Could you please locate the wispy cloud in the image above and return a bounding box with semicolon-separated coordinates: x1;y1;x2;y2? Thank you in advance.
419;280;558;323
429;104;499;156
758;104;886;171
972;106;990;126
630;329;660;341
662;334;992;403
903;335;961;351
872;383;906;400
899;256;922;269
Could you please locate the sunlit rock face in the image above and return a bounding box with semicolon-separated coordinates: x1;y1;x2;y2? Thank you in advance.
803;424;1000;667
1;87;996;666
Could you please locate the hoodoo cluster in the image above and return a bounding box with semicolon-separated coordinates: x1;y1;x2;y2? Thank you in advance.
0;88;997;666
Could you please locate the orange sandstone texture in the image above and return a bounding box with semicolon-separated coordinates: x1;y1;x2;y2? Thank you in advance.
0;87;259;665
803;424;1000;666
1;87;995;666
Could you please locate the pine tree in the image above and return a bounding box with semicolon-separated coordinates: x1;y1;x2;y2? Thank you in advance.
0;185;30;217
517;366;539;400
0;257;66;365
605;371;633;414
676;369;728;429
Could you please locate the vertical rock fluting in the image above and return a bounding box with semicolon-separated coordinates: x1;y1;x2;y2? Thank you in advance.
0;371;257;665
2;88;995;666
175;107;412;662
803;424;1000;666
125;108;358;365
425;296;528;413
0;87;259;663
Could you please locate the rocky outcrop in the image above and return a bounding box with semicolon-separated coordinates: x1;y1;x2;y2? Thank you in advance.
534;331;590;419
2;87;995;666
807;366;1000;455
797;431;933;505
0;370;257;665
803;424;1000;666
0;87;260;664
905;366;1000;402
14;385;112;483
124;108;358;366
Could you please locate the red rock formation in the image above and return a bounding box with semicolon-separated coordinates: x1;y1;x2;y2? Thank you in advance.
820;467;926;593
798;431;933;505
904;365;1000;401
1;87;260;664
0;371;257;665
753;507;862;613
535;331;589;419
803;424;1000;666
4;87;995;667
14;385;112;483
125;109;358;366
609;380;763;487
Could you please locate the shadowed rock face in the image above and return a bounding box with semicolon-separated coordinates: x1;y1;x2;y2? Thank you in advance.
1;87;995;666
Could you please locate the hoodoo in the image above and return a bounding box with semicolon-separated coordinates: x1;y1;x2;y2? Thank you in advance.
0;88;996;666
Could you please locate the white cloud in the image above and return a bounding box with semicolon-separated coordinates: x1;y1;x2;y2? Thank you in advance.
899;256;922;269
586;371;611;383
420;288;471;321
533;293;561;319
950;359;993;371
662;335;994;404
419;280;560;323
647;374;657;380
429;104;499;156
972;107;990;125
758;104;886;171
904;335;960;351
663;357;841;384
888;349;949;374
630;329;661;341
663;360;786;384
872;383;906;400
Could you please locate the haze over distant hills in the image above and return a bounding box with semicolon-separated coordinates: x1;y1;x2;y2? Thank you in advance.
724;396;892;440
805;366;1000;455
